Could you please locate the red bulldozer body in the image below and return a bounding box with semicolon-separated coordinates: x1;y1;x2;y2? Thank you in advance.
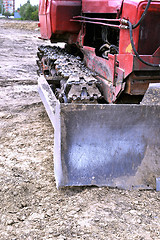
39;0;160;103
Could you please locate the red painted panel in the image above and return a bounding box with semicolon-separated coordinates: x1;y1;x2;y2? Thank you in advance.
39;0;48;39
119;0;140;54
50;0;81;34
137;2;160;55
82;46;115;82
119;1;160;55
117;54;134;79
82;0;123;13
46;0;52;39
39;0;81;40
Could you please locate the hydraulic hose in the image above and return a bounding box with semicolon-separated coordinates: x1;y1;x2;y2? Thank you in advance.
132;0;152;29
128;21;160;67
127;0;160;67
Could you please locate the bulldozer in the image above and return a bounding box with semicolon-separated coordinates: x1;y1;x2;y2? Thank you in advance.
37;0;160;189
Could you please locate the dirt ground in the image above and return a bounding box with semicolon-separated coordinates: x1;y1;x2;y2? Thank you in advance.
0;19;160;240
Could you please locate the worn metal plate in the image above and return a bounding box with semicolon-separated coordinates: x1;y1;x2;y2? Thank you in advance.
38;76;160;189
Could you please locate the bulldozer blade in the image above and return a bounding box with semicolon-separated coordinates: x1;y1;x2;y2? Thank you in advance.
38;76;160;189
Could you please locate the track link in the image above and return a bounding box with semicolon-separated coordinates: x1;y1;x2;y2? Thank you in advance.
37;45;104;104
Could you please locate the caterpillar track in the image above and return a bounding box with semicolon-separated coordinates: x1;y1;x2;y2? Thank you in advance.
37;45;105;104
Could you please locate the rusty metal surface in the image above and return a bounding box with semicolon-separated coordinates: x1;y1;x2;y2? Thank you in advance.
38;76;160;189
